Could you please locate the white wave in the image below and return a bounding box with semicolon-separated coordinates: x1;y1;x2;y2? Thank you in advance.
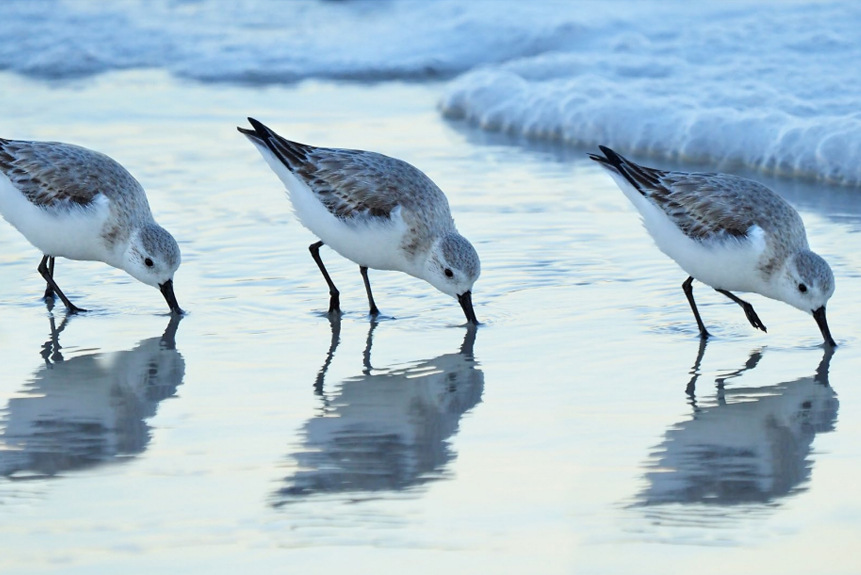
4;1;861;184
0;0;599;82
439;2;861;184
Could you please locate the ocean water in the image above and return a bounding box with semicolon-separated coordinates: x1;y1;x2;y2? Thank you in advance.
4;1;861;183
1;2;861;574
440;1;861;186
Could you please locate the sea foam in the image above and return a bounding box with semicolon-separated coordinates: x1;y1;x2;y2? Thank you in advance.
3;1;861;184
439;2;861;185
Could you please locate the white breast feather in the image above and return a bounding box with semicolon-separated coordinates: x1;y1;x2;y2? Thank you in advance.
0;171;112;261
251;142;410;272
610;170;768;293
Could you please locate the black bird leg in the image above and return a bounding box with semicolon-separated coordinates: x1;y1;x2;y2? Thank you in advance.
43;256;55;301
682;276;710;339
359;266;380;316
38;255;86;314
309;241;341;314
715;288;767;332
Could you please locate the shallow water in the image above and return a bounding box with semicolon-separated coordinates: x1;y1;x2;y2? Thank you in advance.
1;72;860;574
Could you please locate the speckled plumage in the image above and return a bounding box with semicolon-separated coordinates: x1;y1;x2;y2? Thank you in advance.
239;118;480;323
240;124;456;260
268;137;451;222
598;152;809;283
0;138;182;314
590;145;836;345
0;139;151;232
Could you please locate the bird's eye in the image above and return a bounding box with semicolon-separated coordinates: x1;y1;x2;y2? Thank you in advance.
145;257;154;268
798;283;807;293
444;268;454;278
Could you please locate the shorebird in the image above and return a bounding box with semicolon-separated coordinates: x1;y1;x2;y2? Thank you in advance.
239;118;480;324
0;138;182;314
590;146;835;346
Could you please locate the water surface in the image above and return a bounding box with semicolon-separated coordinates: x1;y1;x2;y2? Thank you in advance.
0;72;860;574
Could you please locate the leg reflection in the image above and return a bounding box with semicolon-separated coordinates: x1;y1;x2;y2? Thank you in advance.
362;318;379;375
314;315;342;397
683;337;708;403
276;325;484;503
40;313;73;366
684;339;763;407
1;315;186;480
637;345;839;513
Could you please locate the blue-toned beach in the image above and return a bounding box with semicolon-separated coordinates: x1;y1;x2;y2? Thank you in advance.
1;2;860;573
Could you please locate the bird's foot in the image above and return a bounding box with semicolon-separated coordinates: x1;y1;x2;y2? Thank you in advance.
65;303;88;314
327;293;341;315
742;303;767;332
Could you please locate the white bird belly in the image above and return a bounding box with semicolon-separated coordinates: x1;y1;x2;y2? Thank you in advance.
650;223;764;293
254;143;412;271
0;173;112;261
609;171;767;293
649;215;766;293
321;217;409;271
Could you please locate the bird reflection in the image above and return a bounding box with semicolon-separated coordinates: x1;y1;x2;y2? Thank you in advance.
636;343;837;514
274;320;483;504
0;315;185;479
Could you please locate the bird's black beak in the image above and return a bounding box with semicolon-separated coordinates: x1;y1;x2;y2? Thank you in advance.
458;291;479;325
813;306;836;347
159;279;184;315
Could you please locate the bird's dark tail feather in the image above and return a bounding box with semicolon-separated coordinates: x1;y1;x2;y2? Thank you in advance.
237;118;313;170
237;125;263;145
588;145;644;192
587;145;664;195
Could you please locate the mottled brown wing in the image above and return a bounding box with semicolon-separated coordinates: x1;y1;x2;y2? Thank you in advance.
647;172;771;240
0;139;140;208
591;146;803;242
245;118;449;222
299;148;447;220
